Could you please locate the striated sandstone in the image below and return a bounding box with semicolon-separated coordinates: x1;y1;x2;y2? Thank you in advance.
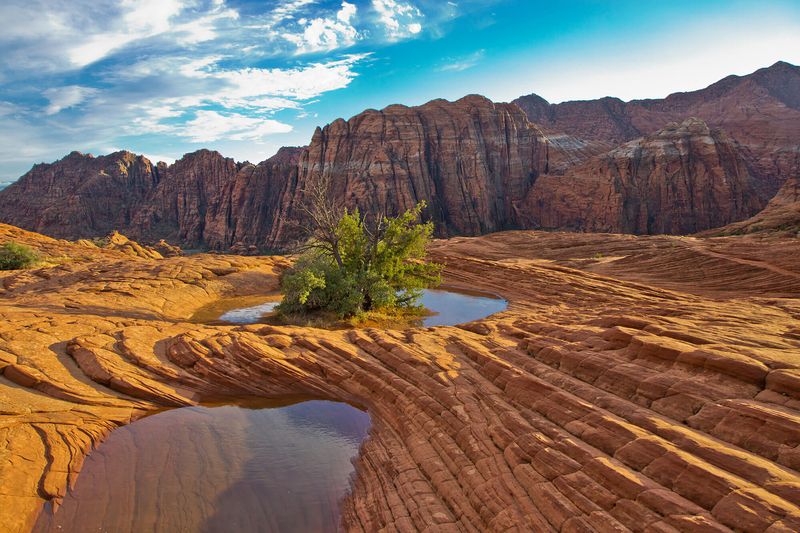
708;175;800;237
521;118;769;234
0;151;159;239
0;224;799;532
0;98;564;248
513;61;800;199
269;95;554;244
0;148;301;252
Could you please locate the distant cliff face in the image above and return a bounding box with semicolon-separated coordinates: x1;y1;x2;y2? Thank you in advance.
0;97;561;249
708;174;800;236
0;63;797;248
522;118;767;235
513;61;800;200
0;150;159;239
0;148;300;250
270;95;553;244
124;147;302;250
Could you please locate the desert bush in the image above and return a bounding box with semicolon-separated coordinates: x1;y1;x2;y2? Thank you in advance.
277;202;442;319
0;241;39;270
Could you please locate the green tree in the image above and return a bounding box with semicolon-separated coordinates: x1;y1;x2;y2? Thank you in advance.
0;242;39;270
277;180;441;319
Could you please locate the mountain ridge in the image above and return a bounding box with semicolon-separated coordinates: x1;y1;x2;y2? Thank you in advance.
0;61;797;249
512;60;800;199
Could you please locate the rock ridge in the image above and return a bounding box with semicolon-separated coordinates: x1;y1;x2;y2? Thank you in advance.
0;63;797;248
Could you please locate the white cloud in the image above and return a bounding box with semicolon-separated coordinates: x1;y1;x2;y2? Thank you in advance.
0;102;17;117
182;110;292;142
156;53;369;112
43;85;98;115
213;55;369;100
371;0;423;38
67;0;189;67
338;2;357;23
107;53;369;141
269;0;316;25
0;0;239;73
281;2;360;54
438;49;484;72
174;3;239;45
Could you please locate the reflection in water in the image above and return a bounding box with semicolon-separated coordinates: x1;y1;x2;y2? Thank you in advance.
35;400;370;533
204;288;507;327
218;301;279;323
419;288;507;326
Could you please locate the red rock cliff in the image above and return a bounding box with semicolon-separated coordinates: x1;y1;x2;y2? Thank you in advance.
127;148;301;249
522;118;768;234
268;95;554;245
513;61;800;200
0;150;159;239
0;64;796;248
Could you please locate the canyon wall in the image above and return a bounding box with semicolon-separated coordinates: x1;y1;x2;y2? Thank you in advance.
269;95;554;245
0;150;159;239
709;174;800;236
0;96;560;249
522;118;768;234
513;61;800;199
0;62;797;249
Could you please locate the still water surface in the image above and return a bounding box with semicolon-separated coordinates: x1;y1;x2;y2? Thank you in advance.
419;288;507;326
200;287;507;327
35;399;370;533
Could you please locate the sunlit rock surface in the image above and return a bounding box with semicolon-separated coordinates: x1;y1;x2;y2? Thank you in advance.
1;223;799;531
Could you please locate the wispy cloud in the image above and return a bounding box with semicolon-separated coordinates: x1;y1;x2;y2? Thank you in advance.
43;85;98;115
437;49;484;72
0;0;432;180
182;110;293;142
118;53;370;125
0;0;197;73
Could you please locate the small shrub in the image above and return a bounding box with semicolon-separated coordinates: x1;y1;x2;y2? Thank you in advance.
277;202;442;320
0;242;39;270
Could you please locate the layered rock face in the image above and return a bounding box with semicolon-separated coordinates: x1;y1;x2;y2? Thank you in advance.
128;149;241;247
710;174;800;236
271;95;553;244
0;98;558;248
522;118;768;234
204;146;300;251
0;63;797;247
0;148;300;251
128;148;300;249
0;151;159;239
513;61;800;198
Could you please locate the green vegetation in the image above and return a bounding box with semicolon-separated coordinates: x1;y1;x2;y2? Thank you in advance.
277;180;442;321
0;241;39;270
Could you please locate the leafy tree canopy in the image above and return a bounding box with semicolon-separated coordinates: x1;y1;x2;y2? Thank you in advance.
277;202;442;319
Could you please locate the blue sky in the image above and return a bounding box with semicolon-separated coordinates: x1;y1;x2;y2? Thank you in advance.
0;0;799;183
